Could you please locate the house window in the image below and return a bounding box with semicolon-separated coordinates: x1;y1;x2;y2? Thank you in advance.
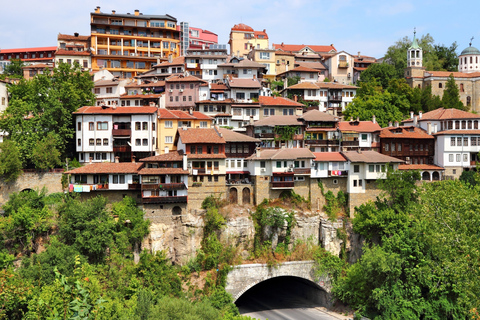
361;134;368;141
89;122;94;131
97;122;108;130
236;92;245;100
106;87;113;94
77;122;81;131
369;165;374;172
135;139;141;146
464;137;469;146
439;83;443;88
200;121;208;128
449;154;454;162
164;136;173;144
103;138;108;146
213;146;219;154
456;154;461;162
385;144;389;151
276;161;281;168
142;139;148;146
353;165;360;173
260;161;266;168
89;139;94;146
197;146;202;154
464;154;468;162
165;121;173;128
451;137;456;146
457;137;462;146
78;139;81;146
135;122;141;130
142;122;148;130
353;180;357;187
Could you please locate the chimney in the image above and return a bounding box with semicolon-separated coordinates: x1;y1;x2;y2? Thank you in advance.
255;147;260;158
388;121;393;127
134;9;140;16
249;115;254;125
372;114;376;124
74;32;79;37
132;155;136;163
283;77;288;90
356;117;360;122
95;6;101;13
89;157;93;164
112;10;116;14
189;107;193;115
410;111;414;119
433;123;438;134
183;152;188;170
168;54;173;63
115;156;119;163
427;122;432;135
253;74;256;80
394;121;399;127
294;95;298;102
413;116;418;127
419;111;423;119
156;56;160;65
165;147;169;154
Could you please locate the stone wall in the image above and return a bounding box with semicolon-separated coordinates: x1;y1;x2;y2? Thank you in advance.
0;172;63;206
348;180;382;216
187;175;226;210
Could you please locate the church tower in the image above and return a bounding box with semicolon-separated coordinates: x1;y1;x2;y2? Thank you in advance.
405;28;425;88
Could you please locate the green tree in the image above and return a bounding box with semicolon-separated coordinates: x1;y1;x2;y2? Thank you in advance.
359;63;398;89
31;133;62;170
442;74;466;110
435;42;459;71
287;76;300;87
2;59;25;79
0;140;23;182
0;63;95;167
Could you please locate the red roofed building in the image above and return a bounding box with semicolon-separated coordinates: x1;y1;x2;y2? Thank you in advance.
165;74;207;110
258;96;304;120
272;43;337;54
55;33;91;71
338;118;381;152
178;22;218;55
229;23;269;58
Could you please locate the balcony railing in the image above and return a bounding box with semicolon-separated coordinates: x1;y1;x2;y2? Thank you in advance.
304;139;340;146
328;95;342;102
328;170;348;177
192;168;206;174
254;133;275;139
128;183;141;190
142;183;187;191
338;61;349;68
293;168;311;175
270;181;295;189
341;141;359;147
112;128;131;136
142;196;188;204
113;145;131;153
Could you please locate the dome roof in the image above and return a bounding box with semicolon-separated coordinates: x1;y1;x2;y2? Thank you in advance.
231;23;253;32
461;46;480;56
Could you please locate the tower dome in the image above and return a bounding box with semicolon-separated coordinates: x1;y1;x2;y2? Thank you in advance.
461;46;480;56
407;28;422;67
459;37;480;73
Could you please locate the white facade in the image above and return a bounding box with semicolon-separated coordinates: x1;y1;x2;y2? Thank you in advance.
311;161;349;178
70;173;137;191
0;81;8;114
435;134;480;168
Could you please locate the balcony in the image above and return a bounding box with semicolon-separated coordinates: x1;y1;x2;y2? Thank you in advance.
338;61;349;68
304;139;340;146
113;145;131;153
128;183;141;190
328;95;342;102
254;132;275;139
293;168;311;175
341;141;359;147
142;196;188;204
270;181;295;189
112;128;131;136
328;170;348;177
192;168;206;174
142;183;187;191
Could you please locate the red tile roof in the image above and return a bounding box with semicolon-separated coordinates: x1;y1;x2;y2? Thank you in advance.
286;82;357;90
74;106;158;115
140;150;184;162
218;128;260;142
432;129;480;136
138;168;189;175
187;154;226;159
0;47;56;53
178;128;225;144
22;64;52;69
58;33;90;41
66;162;143;174
295;62;327;70
166;74;206;83
246;148;315;160
231;23;254;32
153;56;185;68
398;164;444;170
121;94;162;99
273;43;337;53
403;108;480;122
227;78;262;89
313;152;346;162
125;81;165;88
254;30;268;39
300;109;338;122
277;66;321;76
157;109;212;120
55;49;90;56
424;71;480;78
379;126;434;139
253;115;301;127
338;121;381;133
342;151;403;163
210;83;228;90
258;96;304;107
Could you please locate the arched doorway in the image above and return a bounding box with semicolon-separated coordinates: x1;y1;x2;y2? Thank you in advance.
172;206;182;215
432;171;440;181
229;188;238;204
422;172;430;181
242;187;250;204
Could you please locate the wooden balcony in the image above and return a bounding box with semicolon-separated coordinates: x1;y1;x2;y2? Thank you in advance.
192;168;206;174
270;181;294;189
338;61;349;68
142;196;187;204
328;170;348;177
304;139;340;146
113;145;131;153
128;183;141;190
328;95;342;102
293;168;311;175
255;132;275;139
112;128;131;136
341;141;359;147
142;183;187;191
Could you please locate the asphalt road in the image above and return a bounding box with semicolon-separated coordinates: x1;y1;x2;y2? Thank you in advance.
236;276;341;320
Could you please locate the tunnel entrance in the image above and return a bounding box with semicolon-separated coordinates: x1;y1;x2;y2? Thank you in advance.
235;276;329;315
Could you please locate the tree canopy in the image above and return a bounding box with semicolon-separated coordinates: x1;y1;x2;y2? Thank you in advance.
0;63;95;169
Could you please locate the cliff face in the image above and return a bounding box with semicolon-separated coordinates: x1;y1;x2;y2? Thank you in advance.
143;209;362;264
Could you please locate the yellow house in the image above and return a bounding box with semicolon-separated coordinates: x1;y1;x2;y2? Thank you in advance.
157;109;213;154
247;48;276;80
228;23;269;58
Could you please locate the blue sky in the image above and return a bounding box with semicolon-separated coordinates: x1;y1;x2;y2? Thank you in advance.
1;0;478;58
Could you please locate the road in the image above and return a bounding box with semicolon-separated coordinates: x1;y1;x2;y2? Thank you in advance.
236;276;343;320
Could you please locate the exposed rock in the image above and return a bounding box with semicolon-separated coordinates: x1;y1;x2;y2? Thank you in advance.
220;216;254;249
319;218;344;256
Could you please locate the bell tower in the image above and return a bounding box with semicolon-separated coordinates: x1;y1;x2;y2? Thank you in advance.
405;28;425;88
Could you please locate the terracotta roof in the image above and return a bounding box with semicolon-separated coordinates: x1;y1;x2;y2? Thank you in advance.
55;49;90;56
353;67;368;71
338;121;381;133
125;81;165;88
153;56;185;68
231;23;254;32
157;109;212;120
314;82;358;89
166;74;206;83
379;126;434;139
58;33;90;41
313;152;346;162
178;128;225;144
254;30;268;39
300;109;338;122
295;62;327;70
403;108;480;122
0;47;56;53
218;128;260;142
74;106;158;115
287;82;319;90
94;79;122;86
253;115;301;127
424;71;480;78
220;59;266;69
22;64;52;69
66;162;143;174
272;43;337;53
210;83;228;90
140;150;184;162
138;168;189;175
341;151;403;163
398;164;444;171
187;154;226;159
121;94;162;99
432;129;480;136
197;99;234;104
227;78;261;89
258;96;304;107
246;148;315;160
277;66;321;77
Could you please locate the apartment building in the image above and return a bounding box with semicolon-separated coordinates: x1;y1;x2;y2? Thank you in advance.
179;22;218;55
229;23;268;58
90;7;180;78
0;47;56;72
55;33;91;70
